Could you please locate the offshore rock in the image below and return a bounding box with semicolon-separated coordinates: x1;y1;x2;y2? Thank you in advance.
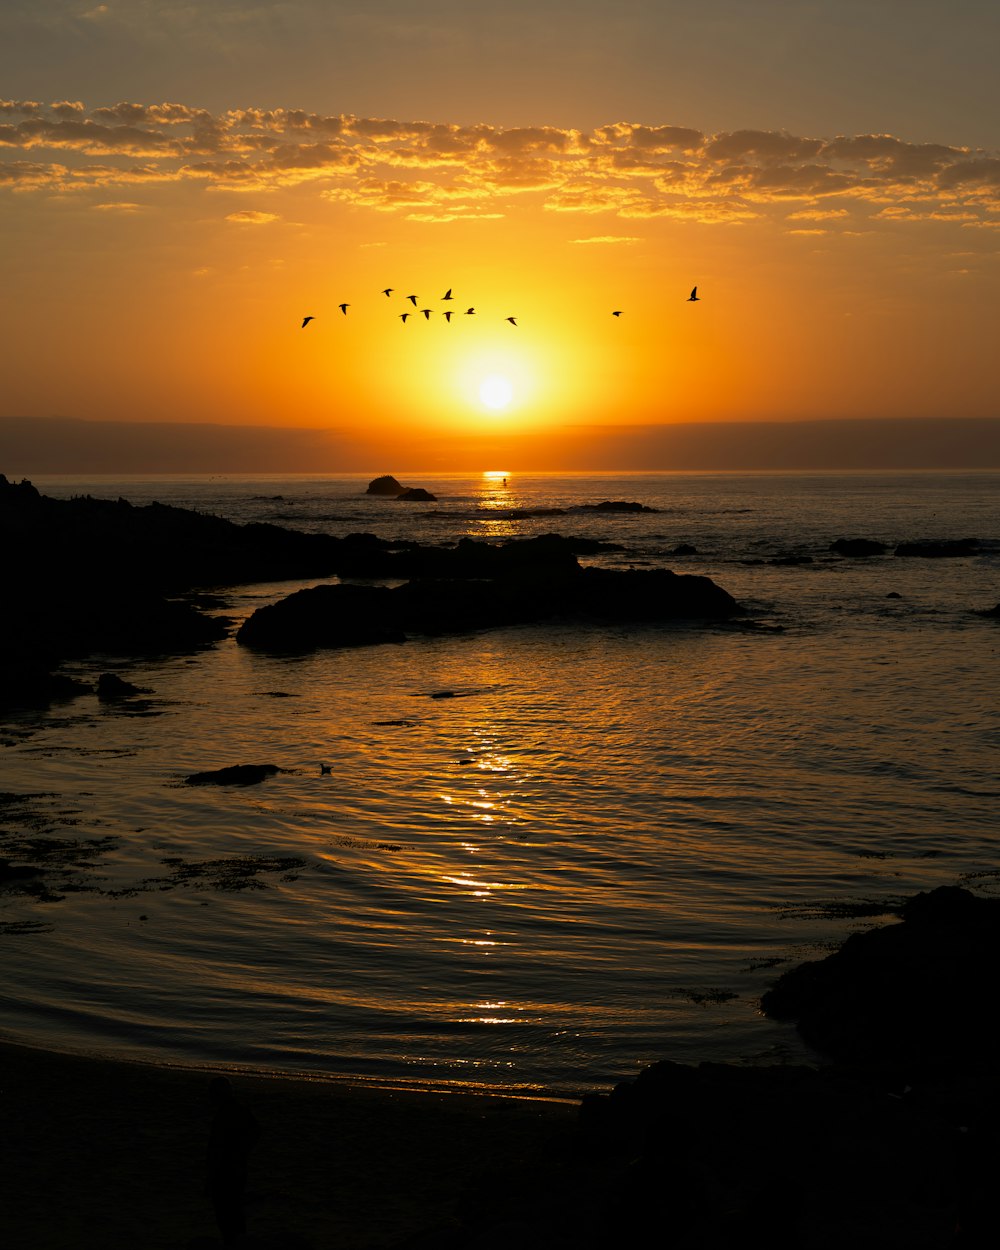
237;561;739;652
184;764;283;786
831;537;887;556
396;487;437;502
576;500;657;513
761;886;1000;1065
365;474;406;496
894;538;979;558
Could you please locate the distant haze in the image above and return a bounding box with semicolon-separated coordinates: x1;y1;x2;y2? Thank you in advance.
3;415;999;475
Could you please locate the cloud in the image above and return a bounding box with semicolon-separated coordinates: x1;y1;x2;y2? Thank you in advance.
225;208;279;223
1;99;997;229
571;235;642;244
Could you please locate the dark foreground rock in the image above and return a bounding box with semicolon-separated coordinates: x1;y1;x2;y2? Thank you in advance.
237;563;739;652
396;487;437;502
761;886;1000;1067
183;764;283;787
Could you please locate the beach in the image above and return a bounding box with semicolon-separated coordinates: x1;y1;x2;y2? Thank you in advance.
0;1038;575;1250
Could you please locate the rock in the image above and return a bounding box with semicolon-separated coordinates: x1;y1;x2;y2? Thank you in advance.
831;537;887;557
396;488;437;502
761;886;1000;1065
184;764;283;786
886;591;902;599
0;664;90;704
975;602;1000;618
769;554;813;566
670;543;698;556
237;560;739;653
97;672;144;701
576;500;657;513
505;508;567;519
895;538;979;558
366;474;406;496
236;584;406;652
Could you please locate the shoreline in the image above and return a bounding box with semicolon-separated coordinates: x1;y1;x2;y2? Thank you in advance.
0;1035;576;1249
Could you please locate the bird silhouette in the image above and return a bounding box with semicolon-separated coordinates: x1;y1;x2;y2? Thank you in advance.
319;763;332;775
339;303;350;314
382;288;394;297
444;310;454;322
442;288;453;300
612;310;623;317
399;313;410;323
407;294;418;305
465;308;476;315
301;316;314;328
505;316;517;326
421;309;432;319
688;287;700;302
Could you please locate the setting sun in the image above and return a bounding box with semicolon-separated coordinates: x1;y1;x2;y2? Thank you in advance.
479;375;514;411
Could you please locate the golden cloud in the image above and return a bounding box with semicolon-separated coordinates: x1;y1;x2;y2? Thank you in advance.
1;100;997;228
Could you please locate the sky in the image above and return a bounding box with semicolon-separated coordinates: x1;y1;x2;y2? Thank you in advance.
2;1;998;471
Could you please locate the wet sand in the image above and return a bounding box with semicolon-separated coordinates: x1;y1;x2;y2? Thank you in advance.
0;1038;575;1250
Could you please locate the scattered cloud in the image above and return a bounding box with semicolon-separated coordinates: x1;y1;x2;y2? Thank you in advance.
224;208;279;223
92;200;142;211
571;235;643;244
1;99;997;230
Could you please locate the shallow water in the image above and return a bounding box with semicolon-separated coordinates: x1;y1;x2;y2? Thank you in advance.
2;471;998;1093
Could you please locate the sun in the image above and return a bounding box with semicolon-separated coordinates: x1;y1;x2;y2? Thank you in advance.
479;374;513;411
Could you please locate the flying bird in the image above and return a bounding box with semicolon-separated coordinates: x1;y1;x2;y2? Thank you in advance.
505;316;518;326
382;288;394;297
444;310;454;322
442;288;453;300
407;294;418;305
612;310;623;317
339;303;350;314
421;309;432;319
688;287;700;302
301;316;315;328
399;313;410;323
465;308;476;315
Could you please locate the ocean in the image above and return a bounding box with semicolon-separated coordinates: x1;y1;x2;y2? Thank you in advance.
1;470;998;1095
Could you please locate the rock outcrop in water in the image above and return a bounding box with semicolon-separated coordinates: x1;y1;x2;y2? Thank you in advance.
761;886;1000;1066
365;474;406;496
184;764;283;786
236;557;740;652
396;487;437;502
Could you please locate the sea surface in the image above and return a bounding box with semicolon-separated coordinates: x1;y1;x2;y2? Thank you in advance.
2;471;998;1095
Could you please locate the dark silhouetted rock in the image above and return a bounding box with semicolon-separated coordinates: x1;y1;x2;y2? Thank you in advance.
237;554;739;653
576;500;657;513
366;475;406;496
97;673;144;701
886;591;903;599
0;663;90;704
895;538;979;558
761;886;1000;1065
184;764;283;787
505;507;567;519
671;543;698;556
976;602;1000;618
236;584;406;652
769;554;813;566
831;537;887;557
396;488;437;502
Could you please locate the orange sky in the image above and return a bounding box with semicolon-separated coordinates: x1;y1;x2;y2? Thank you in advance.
2;5;998;471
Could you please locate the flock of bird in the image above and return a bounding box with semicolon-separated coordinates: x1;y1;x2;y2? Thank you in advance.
300;286;700;328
